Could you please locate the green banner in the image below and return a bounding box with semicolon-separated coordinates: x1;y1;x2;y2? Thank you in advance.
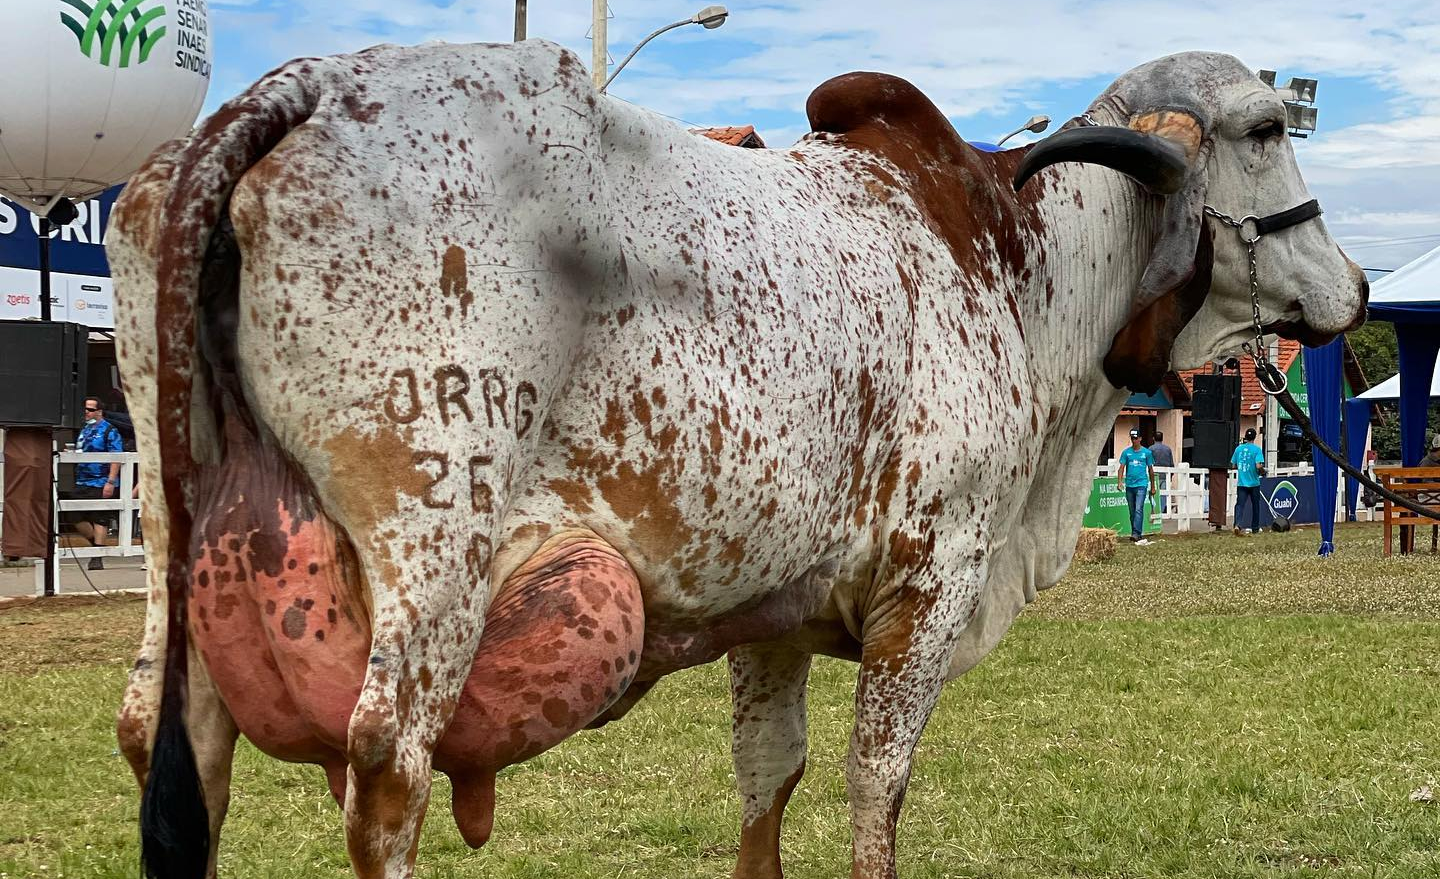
1083;477;1161;535
1285;357;1309;416
1284;357;1353;418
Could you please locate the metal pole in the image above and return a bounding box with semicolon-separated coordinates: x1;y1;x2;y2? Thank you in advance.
38;216;52;322
43;437;57;596
514;0;526;41
592;0;607;90
1265;338;1280;472
37;215;60;595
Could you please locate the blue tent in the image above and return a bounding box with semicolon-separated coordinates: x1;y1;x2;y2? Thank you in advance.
1337;243;1440;523
1344;351;1440;518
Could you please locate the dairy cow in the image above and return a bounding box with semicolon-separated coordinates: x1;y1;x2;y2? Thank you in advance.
109;40;1366;879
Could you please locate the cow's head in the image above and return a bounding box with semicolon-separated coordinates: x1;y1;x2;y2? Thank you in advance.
1013;52;1367;392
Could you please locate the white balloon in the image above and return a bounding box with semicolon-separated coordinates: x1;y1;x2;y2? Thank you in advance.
0;0;212;212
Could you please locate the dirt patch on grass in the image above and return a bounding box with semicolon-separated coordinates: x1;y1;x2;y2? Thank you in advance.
0;593;145;675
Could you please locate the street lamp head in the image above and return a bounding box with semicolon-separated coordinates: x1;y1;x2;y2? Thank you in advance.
995;114;1051;147
693;5;728;28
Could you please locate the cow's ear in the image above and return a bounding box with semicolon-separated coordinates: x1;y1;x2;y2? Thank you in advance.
1101;111;1214;393
1103;219;1214;392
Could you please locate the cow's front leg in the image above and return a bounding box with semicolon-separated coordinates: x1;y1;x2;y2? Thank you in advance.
729;642;811;879
342;529;492;879
848;552;977;879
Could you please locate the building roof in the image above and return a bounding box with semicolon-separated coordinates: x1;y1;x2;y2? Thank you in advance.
1120;371;1193;414
691;125;766;149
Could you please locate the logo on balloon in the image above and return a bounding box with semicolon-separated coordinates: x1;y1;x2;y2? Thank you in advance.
59;0;168;68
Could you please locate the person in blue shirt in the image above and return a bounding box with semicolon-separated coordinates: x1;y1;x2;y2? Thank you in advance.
1116;429;1156;545
1230;427;1266;536
66;397;124;569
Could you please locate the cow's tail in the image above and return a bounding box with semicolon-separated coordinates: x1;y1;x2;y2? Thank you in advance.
137;61;322;879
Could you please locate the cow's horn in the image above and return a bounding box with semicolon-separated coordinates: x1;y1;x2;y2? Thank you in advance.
1012;127;1188;195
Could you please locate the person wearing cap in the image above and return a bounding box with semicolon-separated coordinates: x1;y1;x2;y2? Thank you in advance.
1421;434;1440;552
1230;427;1266;535
1116;428;1156;545
1421;432;1440;468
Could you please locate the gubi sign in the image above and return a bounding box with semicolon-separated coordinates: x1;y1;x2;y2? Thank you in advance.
1258;475;1318;528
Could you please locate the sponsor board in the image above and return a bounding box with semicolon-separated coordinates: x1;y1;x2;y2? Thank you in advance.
1082;477;1161;535
1256;475;1318;527
0;265;113;327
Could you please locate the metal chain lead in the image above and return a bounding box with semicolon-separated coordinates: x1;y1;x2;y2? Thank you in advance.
1204;205;1286;395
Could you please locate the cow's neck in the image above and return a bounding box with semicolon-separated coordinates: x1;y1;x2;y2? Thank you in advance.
1022;161;1164;443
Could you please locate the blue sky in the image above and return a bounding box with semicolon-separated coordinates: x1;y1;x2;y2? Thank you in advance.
207;0;1440;273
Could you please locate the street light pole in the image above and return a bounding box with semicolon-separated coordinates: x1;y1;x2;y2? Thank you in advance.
601;5;728;93
592;0;607;90
514;0;526;41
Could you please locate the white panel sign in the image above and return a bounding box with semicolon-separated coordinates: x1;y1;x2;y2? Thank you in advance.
0;264;114;327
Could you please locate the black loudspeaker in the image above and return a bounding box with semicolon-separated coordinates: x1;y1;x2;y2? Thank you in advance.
1191;373;1241;423
0;321;89;428
1192;419;1240;470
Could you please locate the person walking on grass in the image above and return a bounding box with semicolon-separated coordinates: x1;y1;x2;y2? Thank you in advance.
1117;428;1156;546
1231;427;1265;536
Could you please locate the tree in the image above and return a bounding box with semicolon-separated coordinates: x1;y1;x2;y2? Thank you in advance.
1347;322;1398;386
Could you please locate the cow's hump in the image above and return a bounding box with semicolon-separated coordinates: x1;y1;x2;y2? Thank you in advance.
806;72;962;155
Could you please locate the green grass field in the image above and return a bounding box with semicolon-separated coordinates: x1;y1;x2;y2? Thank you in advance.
1;523;1437;878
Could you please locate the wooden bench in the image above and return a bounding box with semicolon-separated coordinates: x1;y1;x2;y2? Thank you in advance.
1374;466;1440;556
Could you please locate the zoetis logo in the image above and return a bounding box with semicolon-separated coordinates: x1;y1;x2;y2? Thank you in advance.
60;0;168;68
1266;480;1300;519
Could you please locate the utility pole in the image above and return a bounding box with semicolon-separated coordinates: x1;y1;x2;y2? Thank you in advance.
591;0;607;90
514;0;526;41
1265;337;1280;473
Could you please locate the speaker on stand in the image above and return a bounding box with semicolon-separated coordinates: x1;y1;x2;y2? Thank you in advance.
1190;368;1242;529
1;198;89;595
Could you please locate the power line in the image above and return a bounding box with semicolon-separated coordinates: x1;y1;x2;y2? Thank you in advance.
1340;233;1440;250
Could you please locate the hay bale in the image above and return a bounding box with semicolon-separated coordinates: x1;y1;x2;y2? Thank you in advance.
1074;527;1117;562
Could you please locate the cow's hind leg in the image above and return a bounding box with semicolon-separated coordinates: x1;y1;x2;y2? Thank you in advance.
729;642;810;879
187;654;241;879
341;530;489;879
118;640;239;879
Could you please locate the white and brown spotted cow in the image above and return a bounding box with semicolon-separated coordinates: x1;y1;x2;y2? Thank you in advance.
109;41;1366;879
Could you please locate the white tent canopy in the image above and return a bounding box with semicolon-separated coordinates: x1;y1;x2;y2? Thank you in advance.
1368;241;1440;309
1355;351;1440;401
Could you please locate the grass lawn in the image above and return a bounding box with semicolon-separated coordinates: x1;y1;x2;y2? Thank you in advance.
1;523;1437;878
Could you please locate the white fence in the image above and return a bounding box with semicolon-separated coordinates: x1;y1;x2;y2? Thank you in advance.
1094;460;1371;533
0;446;143;596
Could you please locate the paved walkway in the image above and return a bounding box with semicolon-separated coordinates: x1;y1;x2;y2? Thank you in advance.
0;556;147;599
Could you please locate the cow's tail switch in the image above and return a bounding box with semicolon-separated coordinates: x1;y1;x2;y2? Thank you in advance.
138;61;320;879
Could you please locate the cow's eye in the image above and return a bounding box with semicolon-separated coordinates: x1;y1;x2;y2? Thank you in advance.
1247;121;1284;141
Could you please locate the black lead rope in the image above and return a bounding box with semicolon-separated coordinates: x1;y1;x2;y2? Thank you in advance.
1256;359;1440;523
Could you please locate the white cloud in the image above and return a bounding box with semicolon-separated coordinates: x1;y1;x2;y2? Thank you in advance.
201;0;1440;271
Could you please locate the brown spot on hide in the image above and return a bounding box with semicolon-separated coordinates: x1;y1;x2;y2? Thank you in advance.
440;245;475;318
281;605;307;640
